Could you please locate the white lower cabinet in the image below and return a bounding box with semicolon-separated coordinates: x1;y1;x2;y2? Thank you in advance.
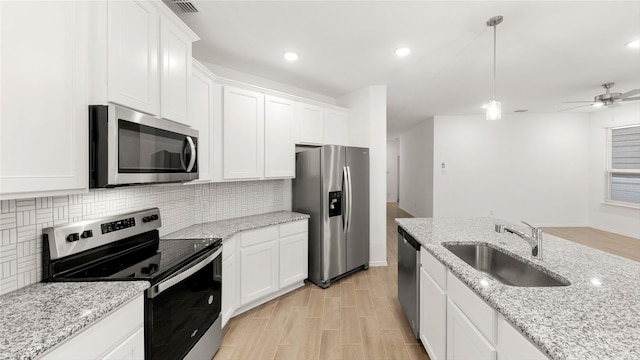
497;315;548;360
222;220;308;327
39;295;144;360
240;234;279;305
100;328;144;360
221;235;239;328
420;266;447;360
447;299;496;360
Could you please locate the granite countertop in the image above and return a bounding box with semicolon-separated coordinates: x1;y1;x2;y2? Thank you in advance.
395;217;640;360
0;281;149;360
162;210;310;242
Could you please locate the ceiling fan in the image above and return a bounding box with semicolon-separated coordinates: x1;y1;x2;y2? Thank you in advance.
559;83;640;111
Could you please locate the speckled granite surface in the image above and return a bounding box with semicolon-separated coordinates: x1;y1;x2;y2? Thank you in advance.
396;217;640;360
0;281;149;360
161;211;310;241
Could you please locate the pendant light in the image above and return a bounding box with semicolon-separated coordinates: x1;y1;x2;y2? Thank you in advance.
485;15;503;120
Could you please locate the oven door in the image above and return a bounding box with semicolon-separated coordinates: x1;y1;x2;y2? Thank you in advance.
146;247;221;360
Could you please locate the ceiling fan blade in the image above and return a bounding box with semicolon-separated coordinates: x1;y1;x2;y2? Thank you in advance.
562;101;593;104
618;89;640;99
558;104;593;112
621;97;640;102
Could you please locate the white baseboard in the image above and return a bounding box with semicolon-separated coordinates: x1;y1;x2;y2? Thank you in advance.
231;281;305;319
369;261;388;267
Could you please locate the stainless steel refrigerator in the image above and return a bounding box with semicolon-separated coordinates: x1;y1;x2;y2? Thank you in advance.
293;145;369;288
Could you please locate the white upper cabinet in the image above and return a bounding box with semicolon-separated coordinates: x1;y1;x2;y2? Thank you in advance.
223;87;265;180
296;103;325;145
97;0;198;126
295;102;349;146
107;0;159;116
189;60;215;182
0;1;89;199
324;108;348;146
160;17;192;125
264;96;295;178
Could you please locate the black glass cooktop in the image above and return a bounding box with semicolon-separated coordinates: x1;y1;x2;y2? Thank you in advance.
52;235;221;285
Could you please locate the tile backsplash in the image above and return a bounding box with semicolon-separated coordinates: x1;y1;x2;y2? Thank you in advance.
0;180;286;295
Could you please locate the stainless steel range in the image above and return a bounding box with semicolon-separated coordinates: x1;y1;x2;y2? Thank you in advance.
42;208;222;360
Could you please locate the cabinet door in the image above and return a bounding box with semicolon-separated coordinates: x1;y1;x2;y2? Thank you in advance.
221;252;237;328
447;299;496;360
240;240;278;305
100;327;144;360
264;96;295;178
420;267;447;360
296;103;325;145
107;0;159;116
497;316;548;360
160;18;192;125
0;1;88;199
324;108;348;146
279;232;308;288
189;61;215;182
223;87;265;179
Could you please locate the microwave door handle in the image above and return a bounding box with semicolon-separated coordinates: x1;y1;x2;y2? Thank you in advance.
149;248;221;298
185;136;197;172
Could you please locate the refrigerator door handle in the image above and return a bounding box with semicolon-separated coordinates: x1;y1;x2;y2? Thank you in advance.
343;166;349;233
346;165;353;234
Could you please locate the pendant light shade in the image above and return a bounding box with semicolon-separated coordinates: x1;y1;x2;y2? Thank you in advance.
485;16;503;120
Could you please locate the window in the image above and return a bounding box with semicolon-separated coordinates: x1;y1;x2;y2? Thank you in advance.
607;124;640;206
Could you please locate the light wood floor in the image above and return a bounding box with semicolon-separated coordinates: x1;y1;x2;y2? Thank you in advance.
214;203;424;360
543;227;640;262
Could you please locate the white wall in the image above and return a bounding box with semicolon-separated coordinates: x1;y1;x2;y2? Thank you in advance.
338;85;388;267
432;113;590;227
588;103;640;238
398;119;434;217
387;139;399;202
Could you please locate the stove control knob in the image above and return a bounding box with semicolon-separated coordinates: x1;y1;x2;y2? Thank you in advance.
66;233;80;242
149;263;159;273
141;266;150;274
81;230;93;239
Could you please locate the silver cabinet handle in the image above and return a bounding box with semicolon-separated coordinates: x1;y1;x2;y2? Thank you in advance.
185;136;197;172
148;248;221;298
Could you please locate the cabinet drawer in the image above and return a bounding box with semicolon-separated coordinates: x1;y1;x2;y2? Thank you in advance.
280;220;308;238
421;249;446;289
241;226;278;248
447;272;497;345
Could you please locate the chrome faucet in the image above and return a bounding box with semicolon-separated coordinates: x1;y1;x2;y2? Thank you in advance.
495;221;543;260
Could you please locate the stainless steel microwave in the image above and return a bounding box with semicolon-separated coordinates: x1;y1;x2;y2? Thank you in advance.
89;105;198;188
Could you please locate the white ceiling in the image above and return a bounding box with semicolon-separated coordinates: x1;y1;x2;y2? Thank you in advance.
174;1;640;135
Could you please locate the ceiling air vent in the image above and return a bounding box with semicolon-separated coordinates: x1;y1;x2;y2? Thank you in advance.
164;0;201;14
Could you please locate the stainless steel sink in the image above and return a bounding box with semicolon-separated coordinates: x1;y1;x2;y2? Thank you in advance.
443;243;570;287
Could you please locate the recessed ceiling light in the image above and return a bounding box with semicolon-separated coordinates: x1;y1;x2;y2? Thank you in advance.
283;52;299;61
626;39;640;48
395;47;411;57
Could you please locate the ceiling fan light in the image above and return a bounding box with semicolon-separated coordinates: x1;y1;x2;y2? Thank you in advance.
592;101;605;108
485;100;502;120
626;39;640;48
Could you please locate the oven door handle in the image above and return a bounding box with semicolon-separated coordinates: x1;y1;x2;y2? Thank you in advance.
148;247;221;299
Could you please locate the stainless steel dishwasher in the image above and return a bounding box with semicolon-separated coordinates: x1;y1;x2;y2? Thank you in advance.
397;226;420;339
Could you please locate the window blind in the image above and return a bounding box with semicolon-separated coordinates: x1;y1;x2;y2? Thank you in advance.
610;125;640;204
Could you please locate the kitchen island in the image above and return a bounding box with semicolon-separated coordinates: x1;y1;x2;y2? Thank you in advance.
396;217;640;360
